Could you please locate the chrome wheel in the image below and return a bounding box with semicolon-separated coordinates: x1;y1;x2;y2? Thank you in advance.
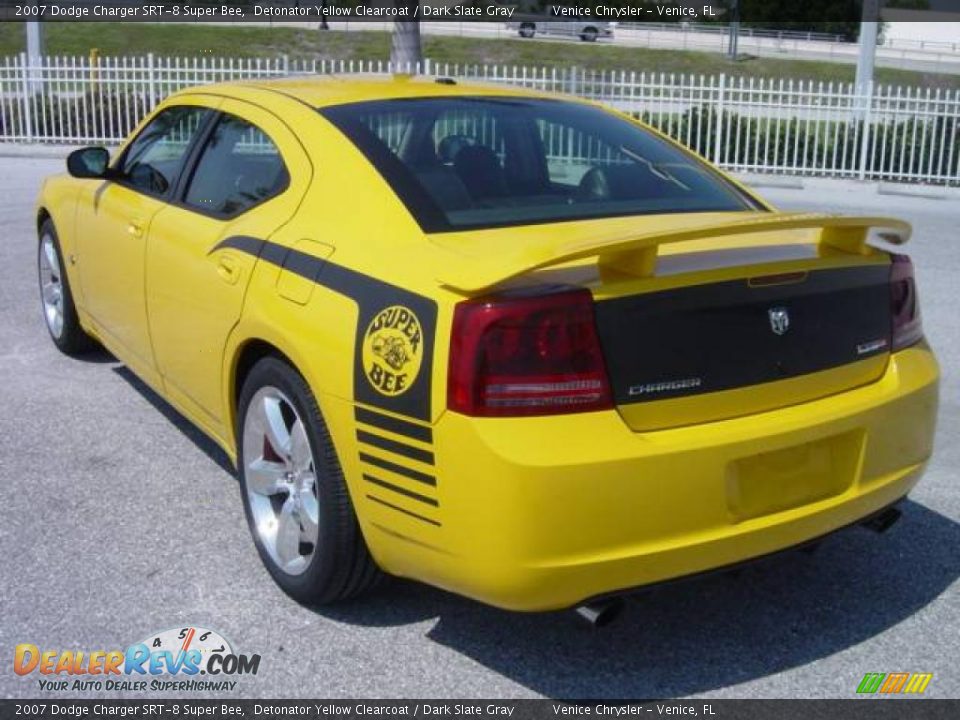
242;386;319;576
39;233;64;339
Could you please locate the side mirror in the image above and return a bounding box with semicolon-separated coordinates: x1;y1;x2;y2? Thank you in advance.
66;147;111;179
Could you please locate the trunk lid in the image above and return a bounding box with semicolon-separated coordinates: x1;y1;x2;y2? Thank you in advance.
593;253;893;431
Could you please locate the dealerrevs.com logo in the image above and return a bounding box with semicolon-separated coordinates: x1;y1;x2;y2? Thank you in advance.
14;626;261;693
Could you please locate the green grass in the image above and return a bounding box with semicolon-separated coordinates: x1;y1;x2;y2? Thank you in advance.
0;23;957;89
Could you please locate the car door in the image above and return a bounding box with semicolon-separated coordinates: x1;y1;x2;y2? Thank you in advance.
74;103;215;383
144;99;312;434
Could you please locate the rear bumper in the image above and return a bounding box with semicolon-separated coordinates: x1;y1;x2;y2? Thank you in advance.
359;345;939;611
581;498;907;607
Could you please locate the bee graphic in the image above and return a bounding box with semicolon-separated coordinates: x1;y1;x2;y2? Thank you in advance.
371;334;410;371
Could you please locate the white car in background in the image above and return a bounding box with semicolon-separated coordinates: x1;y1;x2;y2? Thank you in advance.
507;16;616;42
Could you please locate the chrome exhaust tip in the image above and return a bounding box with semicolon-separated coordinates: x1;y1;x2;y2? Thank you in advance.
574;598;624;628
862;506;903;534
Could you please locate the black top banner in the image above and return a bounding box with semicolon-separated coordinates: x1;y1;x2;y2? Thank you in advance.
0;1;958;24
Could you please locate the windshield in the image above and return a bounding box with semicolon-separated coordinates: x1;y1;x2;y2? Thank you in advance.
321;96;758;233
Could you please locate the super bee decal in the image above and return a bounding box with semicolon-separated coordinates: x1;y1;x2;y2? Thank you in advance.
362;305;423;397
212;236;437;421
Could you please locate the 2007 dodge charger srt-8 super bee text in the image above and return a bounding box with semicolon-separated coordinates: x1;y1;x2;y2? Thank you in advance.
35;77;939;615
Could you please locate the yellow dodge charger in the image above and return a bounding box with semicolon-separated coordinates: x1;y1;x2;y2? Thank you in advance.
36;77;938;618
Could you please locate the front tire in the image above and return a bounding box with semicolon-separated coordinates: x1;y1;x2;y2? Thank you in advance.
519;24;535;39
581;27;599;42
38;219;96;355
237;356;382;605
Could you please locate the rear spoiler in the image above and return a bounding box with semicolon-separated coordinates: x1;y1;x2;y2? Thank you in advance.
436;213;911;293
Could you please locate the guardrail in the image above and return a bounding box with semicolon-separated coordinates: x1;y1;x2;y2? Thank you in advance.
0;53;957;185
616;22;848;43
883;37;960;54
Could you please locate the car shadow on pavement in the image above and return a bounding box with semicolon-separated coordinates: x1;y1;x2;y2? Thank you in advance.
71;346;119;364
318;499;960;698
112;365;235;474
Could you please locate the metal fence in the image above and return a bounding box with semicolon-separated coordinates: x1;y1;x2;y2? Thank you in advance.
1;53;958;185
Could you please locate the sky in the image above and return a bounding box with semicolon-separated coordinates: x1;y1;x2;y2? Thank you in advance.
884;21;960;43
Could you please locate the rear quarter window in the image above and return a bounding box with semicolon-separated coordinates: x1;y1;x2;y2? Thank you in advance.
183;114;289;218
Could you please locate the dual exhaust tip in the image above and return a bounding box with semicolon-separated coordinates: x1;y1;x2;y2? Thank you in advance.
861;506;902;534
574;598;625;629
573;506;903;629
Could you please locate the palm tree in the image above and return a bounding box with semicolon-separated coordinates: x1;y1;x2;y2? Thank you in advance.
390;1;423;73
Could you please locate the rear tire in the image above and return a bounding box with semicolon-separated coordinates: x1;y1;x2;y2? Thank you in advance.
581;27;598;42
237;356;383;605
37;219;96;355
519;24;535;39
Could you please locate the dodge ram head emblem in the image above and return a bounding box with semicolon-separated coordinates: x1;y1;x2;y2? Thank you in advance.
768;307;790;336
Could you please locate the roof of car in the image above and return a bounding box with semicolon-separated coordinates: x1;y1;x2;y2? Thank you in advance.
189;74;562;108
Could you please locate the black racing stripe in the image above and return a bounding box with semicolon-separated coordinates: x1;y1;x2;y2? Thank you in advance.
357;430;435;465
213;236;415;319
211;235;266;257
260;240;288;266
366;495;441;527
363;474;439;507
212;235;438;423
359;452;436;487
355;407;433;443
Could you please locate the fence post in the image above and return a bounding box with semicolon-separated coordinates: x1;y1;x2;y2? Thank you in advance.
713;73;726;166
19;52;33;142
857;80;874;181
89;48;100;92
147;53;156;107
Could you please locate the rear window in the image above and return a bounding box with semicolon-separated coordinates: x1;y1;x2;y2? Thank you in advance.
321;97;757;233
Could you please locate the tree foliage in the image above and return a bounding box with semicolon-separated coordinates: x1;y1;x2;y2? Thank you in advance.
712;0;866;40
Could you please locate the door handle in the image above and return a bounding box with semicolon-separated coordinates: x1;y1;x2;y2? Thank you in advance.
127;218;144;238
216;255;241;285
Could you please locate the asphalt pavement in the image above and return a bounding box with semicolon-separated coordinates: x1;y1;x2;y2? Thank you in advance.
0;159;957;699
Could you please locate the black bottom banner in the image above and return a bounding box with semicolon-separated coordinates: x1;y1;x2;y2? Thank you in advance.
1;700;958;720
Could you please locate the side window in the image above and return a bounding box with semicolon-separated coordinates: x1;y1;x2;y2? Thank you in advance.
183;114;289;218
118;106;211;196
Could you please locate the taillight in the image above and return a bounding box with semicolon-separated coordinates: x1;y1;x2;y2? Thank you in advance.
890;253;923;351
448;288;613;417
